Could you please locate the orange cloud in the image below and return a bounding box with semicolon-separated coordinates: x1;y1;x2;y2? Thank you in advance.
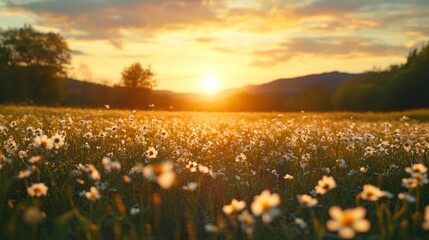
251;37;409;67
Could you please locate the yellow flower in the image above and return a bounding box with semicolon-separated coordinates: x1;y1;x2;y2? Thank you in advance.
315;176;337;195
405;163;427;174
222;199;246;215
85;187;101;201
18;169;32;179
143;161;176;189
295;218;308;229
145;147;158;159
326;206;371;239
27;183;49;197
359;184;386;201
238;210;255;237
284;174;294;180
297;194;318;207
251;190;281;223
34;135;53;150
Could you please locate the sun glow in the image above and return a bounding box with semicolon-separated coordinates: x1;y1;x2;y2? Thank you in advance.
202;76;220;94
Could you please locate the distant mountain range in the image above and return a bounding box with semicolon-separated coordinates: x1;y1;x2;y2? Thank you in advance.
66;71;360;99
218;71;361;97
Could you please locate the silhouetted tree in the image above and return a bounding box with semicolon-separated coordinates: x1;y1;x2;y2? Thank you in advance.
120;62;155;108
121;63;155;89
0;24;71;104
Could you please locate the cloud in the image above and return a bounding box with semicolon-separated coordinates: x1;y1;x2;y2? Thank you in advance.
6;0;221;47
2;0;427;53
195;37;216;44
250;37;409;67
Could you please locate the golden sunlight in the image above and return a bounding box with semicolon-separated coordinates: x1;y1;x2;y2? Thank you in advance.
201;76;220;94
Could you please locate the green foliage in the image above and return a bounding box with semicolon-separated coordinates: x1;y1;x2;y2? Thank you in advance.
0;25;70;105
333;42;429;111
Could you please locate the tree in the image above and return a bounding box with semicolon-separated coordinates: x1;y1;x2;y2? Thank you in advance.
121;62;155;89
120;63;156;108
0;24;71;104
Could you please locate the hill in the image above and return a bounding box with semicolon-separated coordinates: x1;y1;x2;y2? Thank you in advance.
221;71;360;97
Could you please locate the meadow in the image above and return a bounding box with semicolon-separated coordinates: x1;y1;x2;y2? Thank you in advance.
0;105;428;239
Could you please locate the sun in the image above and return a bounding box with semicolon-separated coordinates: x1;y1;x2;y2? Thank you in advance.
201;76;220;94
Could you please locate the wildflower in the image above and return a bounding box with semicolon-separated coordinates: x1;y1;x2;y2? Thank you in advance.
28;156;42;164
315;176;337;195
159;129;168;138
104;104;110;109
423;206;429;230
297;194;318;207
102;156;121;172
405;163;427;174
23;207;46;225
336;159;347;168
326;206;371;239
238;210;255;237
143;161;176;189
186;161;198;172
78;164;101;181
401;178;419;188
364;147;376;157
183;182;198;191
198;164;210;174
402;163;428;188
222;199;246;215
83;132;93;139
295;218;308;230
51;133;65;149
145;147;158;159
360;167;368;173
27;183;49;197
85;187;101;201
18;169;32;179
18;150;28;159
140;125;149;135
284;174;294;180
358;184;386;201
235;153;247;163
123;175;131;183
34;135;53;150
130;205;140;215
5;138;17;154
251;190;281;223
204;223;219;233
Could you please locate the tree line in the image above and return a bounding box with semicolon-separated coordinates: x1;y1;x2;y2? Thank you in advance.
332;44;429;111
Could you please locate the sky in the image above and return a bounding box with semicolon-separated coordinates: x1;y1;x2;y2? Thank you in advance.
0;0;428;93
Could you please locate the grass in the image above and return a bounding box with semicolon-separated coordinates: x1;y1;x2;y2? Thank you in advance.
0;105;428;239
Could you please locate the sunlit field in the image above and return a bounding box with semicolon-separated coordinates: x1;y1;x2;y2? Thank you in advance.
1;106;429;239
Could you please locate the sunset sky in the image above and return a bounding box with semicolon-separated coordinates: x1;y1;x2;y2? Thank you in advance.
0;0;428;93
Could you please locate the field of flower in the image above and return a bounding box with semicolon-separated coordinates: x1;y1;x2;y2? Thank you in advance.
0;105;429;240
